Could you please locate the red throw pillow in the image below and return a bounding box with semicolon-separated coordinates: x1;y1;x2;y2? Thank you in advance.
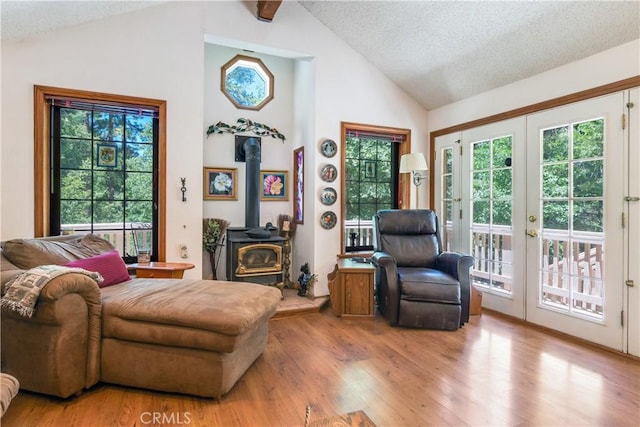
65;250;131;288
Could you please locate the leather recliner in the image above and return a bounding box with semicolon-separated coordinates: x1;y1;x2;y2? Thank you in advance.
371;209;473;330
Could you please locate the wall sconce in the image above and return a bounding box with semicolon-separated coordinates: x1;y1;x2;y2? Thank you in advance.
400;153;428;208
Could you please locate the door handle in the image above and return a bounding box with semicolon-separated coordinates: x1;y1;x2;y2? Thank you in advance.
526;229;538;237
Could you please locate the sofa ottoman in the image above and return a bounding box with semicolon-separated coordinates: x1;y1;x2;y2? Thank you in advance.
100;278;281;398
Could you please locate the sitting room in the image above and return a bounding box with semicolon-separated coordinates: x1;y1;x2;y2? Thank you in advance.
1;1;639;426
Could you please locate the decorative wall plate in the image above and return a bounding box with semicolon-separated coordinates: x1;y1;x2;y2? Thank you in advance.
320;187;337;205
320;211;337;229
320;164;337;182
320;139;337;158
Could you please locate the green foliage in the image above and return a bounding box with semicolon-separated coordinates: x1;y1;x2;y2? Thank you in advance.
471;137;513;225
225;67;266;107
203;218;230;253
543;126;569;162
444;148;453;174
58;108;154;226
470;119;603;233
543;201;569;230
540;119;604;232
345;136;395;223
573;119;603;158
206;118;285;141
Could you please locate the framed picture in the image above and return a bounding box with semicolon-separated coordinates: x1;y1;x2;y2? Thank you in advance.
204;167;237;200
260;170;288;201
293;147;304;223
364;160;376;179
97;144;117;168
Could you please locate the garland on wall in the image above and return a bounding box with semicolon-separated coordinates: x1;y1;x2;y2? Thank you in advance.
206;118;286;142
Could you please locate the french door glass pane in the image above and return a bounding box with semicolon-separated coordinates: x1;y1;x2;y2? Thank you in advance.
539;118;605;318
441;147;454;251
470;136;514;294
542;126;569;161
542;201;569;230
473;141;490;169
573;160;603;197
573;200;603;232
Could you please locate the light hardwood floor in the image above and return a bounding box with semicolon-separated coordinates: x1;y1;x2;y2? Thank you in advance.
3;309;639;427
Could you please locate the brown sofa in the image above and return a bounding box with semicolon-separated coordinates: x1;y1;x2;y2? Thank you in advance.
0;235;281;399
0;373;19;418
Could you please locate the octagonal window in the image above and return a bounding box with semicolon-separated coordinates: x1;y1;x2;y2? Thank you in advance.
221;54;274;111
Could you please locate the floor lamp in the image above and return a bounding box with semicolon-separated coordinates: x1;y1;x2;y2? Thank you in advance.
400;153;428;208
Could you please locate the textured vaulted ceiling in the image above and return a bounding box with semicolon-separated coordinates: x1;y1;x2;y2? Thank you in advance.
2;1;639;110
300;1;640;109
0;1;167;41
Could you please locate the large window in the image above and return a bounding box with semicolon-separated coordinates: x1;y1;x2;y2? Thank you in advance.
340;122;411;253
34;86;167;261
51;101;158;262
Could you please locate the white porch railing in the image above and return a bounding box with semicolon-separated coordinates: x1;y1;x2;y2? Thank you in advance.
469;224;514;293
61;222;153;257
344;220;374;248
540;231;604;316
445;221;604;317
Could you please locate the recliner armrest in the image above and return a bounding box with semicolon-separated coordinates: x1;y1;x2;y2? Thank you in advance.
438;252;474;324
371;251;401;325
437;252;473;280
371;251;396;270
371;251;398;283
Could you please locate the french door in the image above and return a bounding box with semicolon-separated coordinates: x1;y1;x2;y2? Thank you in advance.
435;92;630;351
436;118;527;319
625;89;639;355
525;94;624;349
434;132;463;254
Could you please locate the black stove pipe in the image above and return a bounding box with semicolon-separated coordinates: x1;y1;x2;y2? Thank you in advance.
244;137;261;229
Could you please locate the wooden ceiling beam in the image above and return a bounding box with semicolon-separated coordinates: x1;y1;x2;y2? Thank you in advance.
257;0;282;22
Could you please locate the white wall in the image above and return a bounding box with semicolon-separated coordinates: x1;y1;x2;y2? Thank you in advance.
203;44;295;280
428;39;640;131
1;1;429;291
0;2;205;278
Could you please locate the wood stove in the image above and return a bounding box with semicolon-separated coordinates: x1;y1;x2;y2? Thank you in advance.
225;135;286;286
226;228;285;285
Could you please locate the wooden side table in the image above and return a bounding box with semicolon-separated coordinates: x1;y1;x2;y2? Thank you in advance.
328;258;375;318
127;262;195;279
470;285;483;315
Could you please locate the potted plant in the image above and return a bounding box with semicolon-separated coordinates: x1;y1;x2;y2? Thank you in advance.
203;218;230;280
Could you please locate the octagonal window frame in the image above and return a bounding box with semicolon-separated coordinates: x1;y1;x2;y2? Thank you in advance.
220;54;274;111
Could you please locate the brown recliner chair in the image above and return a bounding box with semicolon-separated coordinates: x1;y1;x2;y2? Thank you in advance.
371;209;473;330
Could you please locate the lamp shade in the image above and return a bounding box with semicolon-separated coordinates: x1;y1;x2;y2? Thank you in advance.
399;153;428;173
